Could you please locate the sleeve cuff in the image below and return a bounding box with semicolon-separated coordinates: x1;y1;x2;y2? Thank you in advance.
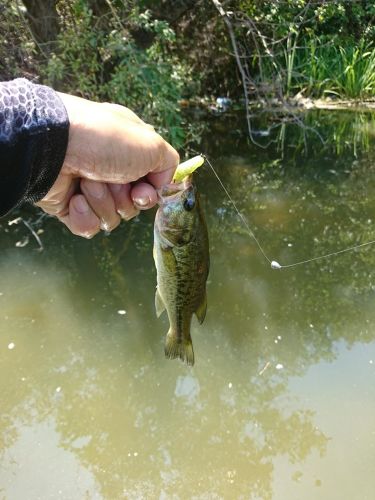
0;78;69;215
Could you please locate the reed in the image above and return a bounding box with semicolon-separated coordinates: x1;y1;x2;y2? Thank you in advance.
331;41;375;98
256;37;375;100
298;39;375;99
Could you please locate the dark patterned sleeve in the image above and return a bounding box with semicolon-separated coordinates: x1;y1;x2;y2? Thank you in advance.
0;78;69;216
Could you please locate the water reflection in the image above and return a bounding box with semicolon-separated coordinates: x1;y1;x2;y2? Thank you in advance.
1;418;101;499
1;110;375;498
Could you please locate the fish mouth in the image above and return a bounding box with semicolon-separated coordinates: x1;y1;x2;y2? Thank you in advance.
157;176;192;205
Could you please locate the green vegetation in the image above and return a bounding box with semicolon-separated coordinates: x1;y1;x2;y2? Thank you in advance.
0;0;210;148
1;1;375;146
231;0;375;100
261;37;375;99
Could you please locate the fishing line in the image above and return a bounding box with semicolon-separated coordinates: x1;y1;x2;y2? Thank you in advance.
203;156;272;266
202;155;375;270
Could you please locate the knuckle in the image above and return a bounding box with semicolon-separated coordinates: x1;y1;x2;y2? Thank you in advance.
54;207;69;218
172;149;180;166
145;123;156;132
155;138;168;165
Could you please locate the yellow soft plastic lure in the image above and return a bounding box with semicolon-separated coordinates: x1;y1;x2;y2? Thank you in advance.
172;155;205;183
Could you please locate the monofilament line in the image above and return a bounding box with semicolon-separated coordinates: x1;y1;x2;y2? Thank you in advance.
204;156;272;265
203;155;375;270
279;239;375;268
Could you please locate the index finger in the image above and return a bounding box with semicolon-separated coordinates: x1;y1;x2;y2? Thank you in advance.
148;143;179;188
147;167;175;189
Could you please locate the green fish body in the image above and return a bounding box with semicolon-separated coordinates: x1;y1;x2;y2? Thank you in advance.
153;176;209;366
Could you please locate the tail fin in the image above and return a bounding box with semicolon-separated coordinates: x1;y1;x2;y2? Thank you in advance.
165;331;194;366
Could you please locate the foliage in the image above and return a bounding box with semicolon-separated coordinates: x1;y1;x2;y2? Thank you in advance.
42;2;190;147
1;0;375;147
272;38;375;99
236;0;375;44
330;42;375;98
0;0;37;80
225;0;375;100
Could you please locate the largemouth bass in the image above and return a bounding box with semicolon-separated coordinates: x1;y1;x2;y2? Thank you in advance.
153;176;209;366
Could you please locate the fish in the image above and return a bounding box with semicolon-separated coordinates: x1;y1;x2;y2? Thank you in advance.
153;175;209;366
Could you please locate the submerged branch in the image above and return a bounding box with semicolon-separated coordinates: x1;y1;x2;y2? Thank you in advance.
8;217;44;252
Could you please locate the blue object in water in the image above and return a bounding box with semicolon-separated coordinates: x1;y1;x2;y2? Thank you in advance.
216;97;232;111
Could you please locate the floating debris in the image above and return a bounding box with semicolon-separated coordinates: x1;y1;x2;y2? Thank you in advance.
8;217;21;226
259;361;270;375
216;97;232;111
15;237;29;248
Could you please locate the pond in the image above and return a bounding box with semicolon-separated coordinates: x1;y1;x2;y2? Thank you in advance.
1;109;375;499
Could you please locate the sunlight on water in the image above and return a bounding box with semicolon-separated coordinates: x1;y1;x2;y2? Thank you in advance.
1;111;375;499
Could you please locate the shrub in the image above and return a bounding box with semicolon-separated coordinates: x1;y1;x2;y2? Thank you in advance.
42;2;189;147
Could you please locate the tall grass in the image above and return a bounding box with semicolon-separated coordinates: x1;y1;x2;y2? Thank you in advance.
257;37;375;100
296;39;375;99
332;42;375;98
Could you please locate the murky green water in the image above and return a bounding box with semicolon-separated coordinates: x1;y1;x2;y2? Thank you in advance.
1;110;375;500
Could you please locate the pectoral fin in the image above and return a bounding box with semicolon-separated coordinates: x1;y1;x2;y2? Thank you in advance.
195;291;207;324
155;287;166;318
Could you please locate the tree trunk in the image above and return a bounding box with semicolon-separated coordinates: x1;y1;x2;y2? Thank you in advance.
22;0;60;47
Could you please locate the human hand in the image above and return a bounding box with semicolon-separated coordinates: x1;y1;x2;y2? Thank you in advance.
37;93;179;238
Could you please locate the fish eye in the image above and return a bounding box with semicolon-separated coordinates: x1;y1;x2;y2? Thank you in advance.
183;197;195;212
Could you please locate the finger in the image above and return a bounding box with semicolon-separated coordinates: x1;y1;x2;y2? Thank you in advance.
108;183;140;220
147;142;180;188
80;179;121;231
36;175;79;217
59;194;100;238
147;167;176;189
131;182;158;210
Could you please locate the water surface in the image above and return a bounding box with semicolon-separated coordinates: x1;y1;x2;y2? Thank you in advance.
1;110;375;499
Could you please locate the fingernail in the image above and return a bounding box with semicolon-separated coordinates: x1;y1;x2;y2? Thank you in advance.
83;232;95;239
100;219;111;231
87;182;105;199
133;196;150;208
74;196;90;214
117;209;140;221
